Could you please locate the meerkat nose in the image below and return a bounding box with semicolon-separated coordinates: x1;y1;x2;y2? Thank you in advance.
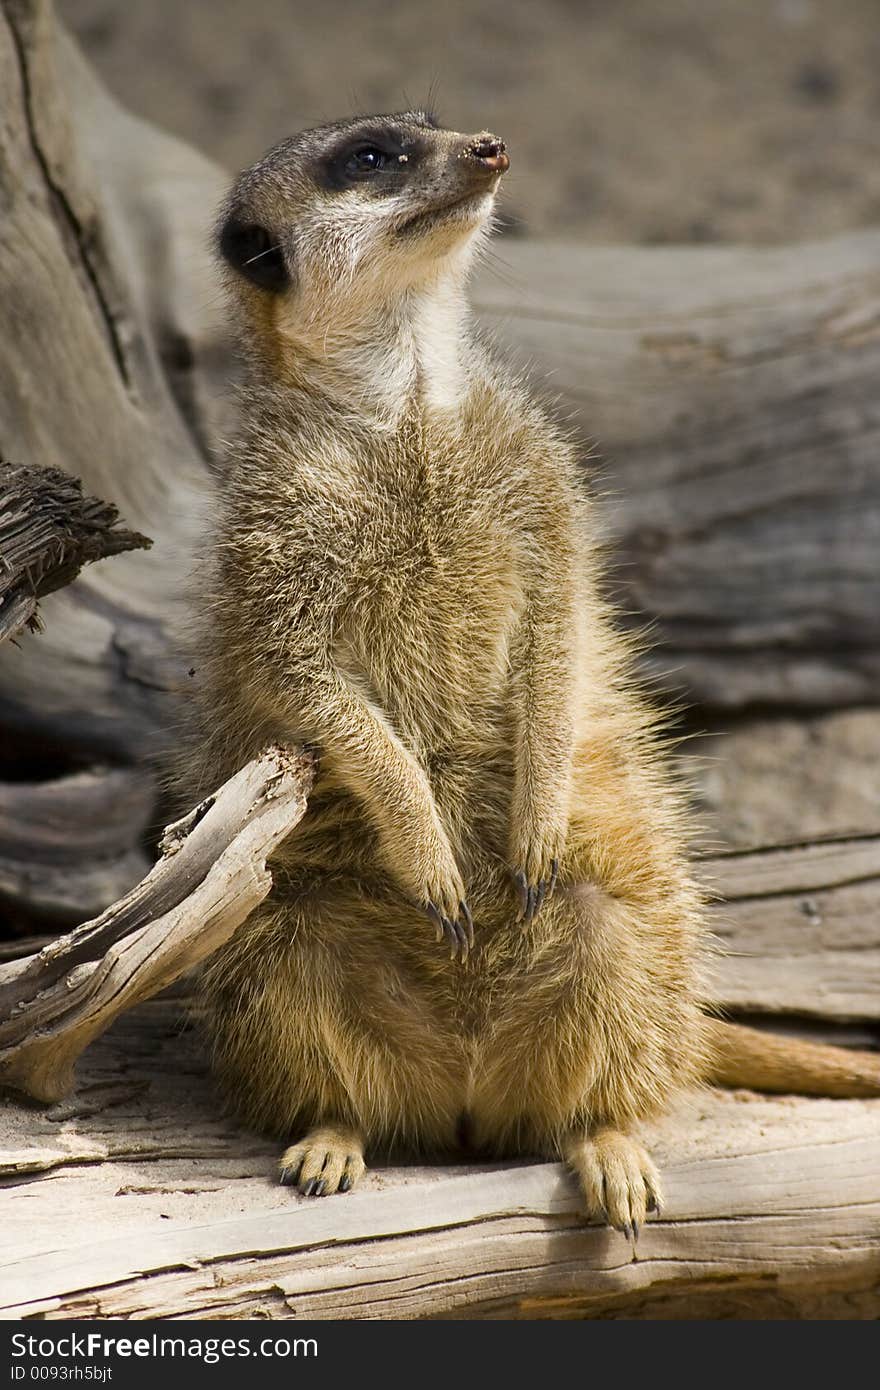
467;135;510;174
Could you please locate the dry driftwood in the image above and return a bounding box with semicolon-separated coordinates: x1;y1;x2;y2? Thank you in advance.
684;708;880;851
0;745;313;1102
704;835;880;1022
0;0;225;770
0;461;153;927
0;766;154;928
475;233;880;710
1;998;878;1319
0;462;150;646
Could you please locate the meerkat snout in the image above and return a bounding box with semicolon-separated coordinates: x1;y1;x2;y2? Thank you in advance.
464;134;509;174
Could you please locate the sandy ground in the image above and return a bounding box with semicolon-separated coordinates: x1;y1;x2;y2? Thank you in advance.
59;0;880;245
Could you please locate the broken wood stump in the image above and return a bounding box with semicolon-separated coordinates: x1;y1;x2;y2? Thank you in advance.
0;746;313;1102
0;462;150;646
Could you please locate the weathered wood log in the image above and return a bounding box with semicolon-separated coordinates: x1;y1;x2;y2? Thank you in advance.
0;463;150;645
683;708;880;851
0;745;313;1102
0;458;154;928
0;766;154;928
474;233;880;710
1;1000;877;1318
0;0;224;767
704;835;880;1022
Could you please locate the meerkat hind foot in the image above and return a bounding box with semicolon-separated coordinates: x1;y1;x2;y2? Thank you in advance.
563;1128;662;1236
279;1124;365;1197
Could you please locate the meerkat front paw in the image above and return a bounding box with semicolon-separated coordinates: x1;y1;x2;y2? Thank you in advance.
509;826;564;923
378;816;473;960
562;1128;663;1237
279;1124;365;1196
406;843;473;960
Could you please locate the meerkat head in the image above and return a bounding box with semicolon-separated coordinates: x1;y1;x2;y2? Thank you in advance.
217;111;508;375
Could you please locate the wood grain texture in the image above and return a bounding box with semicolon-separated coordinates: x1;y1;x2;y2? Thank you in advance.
1;999;877;1319
703;836;880;1021
0;766;153;927
0;0;224;763
680;709;880;851
475;234;880;709
0;746;313;1102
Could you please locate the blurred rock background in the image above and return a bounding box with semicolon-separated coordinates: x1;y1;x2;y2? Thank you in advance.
58;0;880;245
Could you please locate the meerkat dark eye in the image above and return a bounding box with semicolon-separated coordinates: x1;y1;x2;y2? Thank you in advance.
218;218;289;293
347;146;388;175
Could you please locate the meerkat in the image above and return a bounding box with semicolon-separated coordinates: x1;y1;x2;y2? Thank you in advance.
176;111;880;1233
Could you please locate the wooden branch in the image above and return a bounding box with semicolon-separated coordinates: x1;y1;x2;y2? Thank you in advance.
0;745;313;1103
0;460;154;928
0;463;150;645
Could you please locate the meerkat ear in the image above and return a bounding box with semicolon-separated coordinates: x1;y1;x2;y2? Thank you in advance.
218;218;290;293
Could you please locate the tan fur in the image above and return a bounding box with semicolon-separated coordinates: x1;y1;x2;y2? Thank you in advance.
173;113;879;1232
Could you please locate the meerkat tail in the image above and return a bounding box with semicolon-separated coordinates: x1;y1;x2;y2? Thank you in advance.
706;1018;880;1098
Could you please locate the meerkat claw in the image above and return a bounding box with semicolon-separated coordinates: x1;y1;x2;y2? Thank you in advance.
280;1129;366;1196
442;916;458;955
515;858;561;924
425;900;472;959
516;877;539;923
448;915;470;960
425;901;445;943
460;900;475;948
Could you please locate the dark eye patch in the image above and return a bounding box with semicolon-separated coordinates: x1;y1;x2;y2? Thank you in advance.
319;127;415;191
218;218;289;293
